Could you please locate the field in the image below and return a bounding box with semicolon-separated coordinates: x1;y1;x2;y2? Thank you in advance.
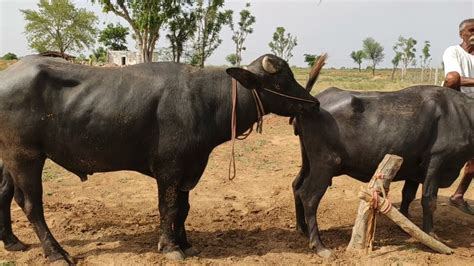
0;60;472;265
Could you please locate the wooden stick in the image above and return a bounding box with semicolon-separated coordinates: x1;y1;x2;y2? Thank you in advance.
358;190;453;254
347;154;403;251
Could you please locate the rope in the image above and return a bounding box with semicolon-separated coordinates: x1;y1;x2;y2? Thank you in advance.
364;172;393;252
227;79;315;180
262;88;317;103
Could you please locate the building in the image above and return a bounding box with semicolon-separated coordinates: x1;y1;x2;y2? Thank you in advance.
107;50;159;66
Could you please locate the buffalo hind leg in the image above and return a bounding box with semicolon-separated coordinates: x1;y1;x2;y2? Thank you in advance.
156;175;185;260
299;168;333;258
421;166;440;237
0;165;28;251
174;190;198;257
7;156;74;264
400;180;419;218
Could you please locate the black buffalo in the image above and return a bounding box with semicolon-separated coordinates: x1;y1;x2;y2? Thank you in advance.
292;63;473;257
0;54;318;263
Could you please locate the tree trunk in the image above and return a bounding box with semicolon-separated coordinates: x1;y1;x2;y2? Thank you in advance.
372;63;375;76
358;63;361;72
391;67;397;80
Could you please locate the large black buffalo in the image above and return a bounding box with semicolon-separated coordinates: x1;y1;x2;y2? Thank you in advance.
292;60;473;257
0;54;318;263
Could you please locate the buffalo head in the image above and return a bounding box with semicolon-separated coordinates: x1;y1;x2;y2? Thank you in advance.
226;54;319;116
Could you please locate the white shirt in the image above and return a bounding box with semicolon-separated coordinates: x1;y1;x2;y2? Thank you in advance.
443;45;474;96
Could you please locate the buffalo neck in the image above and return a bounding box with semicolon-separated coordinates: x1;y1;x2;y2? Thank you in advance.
210;74;260;146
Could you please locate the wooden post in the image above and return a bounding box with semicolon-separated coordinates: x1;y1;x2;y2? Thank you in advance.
347;154;403;252
358;190;453;254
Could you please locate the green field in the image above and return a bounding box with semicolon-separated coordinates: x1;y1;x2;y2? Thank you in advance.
0;59;444;93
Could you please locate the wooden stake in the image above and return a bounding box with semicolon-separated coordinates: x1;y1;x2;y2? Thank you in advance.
347;154;403;252
358;190;453;254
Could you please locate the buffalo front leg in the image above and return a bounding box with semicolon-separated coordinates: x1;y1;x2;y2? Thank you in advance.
292;141;310;236
6;157;74;264
292;168;309;237
174;190;198;257
0;165;28;251
156;177;185;260
400;180;419;218
299;168;333;258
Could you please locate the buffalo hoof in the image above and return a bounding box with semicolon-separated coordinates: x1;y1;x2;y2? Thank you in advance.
4;240;29;252
310;243;332;258
183;246;200;257
316;247;333;258
164;250;185;261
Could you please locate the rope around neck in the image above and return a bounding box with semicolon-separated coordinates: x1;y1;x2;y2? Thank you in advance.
228;80;316;180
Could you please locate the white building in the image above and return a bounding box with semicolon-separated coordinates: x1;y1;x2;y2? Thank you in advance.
107;50;159;66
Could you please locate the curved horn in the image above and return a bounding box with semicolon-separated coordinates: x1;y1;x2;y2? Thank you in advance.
262;55;279;74
306;53;328;93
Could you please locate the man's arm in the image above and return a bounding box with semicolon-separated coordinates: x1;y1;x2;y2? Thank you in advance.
461;77;474;87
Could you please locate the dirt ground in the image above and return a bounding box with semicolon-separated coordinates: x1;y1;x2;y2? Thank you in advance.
0;115;473;265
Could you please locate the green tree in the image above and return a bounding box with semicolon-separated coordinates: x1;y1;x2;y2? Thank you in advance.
268;26;297;62
166;1;196;63
229;2;255;67
304;54;316;67
393;36;417;80
226;53;238;66
21;0;98;58
92;0;181;63
99;23;129;51
419;40;431;81
391;52;402;80
190;0;232;67
350;50;365;72
362;37;384;76
2;53;18;60
90;46;107;63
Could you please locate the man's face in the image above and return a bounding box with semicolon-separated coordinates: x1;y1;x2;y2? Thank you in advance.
460;22;474;46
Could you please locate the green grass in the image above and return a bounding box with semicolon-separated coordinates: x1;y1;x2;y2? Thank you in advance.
292;67;445;94
0;261;16;266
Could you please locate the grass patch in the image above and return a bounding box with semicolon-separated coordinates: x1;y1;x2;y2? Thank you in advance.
0;261;16;266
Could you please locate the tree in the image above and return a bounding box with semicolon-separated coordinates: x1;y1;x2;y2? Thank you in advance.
166;1;196;63
268;27;297;62
99;23;129;50
21;0;98;58
304;54;316;67
350;50;365;72
229;2;255;67
226;53;238;66
190;0;232;68
90;46;107;63
419;40;431;82
2;53;18;60
391;52;402;80
92;0;181;63
393;36;417;80
362;37;384;76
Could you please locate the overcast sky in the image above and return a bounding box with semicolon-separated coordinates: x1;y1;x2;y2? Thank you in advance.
0;0;473;68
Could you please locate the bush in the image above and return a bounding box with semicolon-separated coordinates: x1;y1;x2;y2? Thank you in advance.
2;53;18;60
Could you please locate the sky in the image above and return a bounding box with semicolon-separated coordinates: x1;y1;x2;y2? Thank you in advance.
0;0;473;68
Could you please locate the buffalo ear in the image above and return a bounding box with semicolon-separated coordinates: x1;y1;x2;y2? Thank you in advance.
226;68;261;90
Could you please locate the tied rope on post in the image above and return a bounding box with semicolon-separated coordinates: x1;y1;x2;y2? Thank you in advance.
364;173;393;253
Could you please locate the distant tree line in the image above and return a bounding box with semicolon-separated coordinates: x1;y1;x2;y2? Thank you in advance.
348;36;432;81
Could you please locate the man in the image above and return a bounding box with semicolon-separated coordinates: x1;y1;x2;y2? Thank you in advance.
443;18;474;215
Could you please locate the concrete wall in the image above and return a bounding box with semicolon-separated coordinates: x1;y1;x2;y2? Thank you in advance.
107;50;160;65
